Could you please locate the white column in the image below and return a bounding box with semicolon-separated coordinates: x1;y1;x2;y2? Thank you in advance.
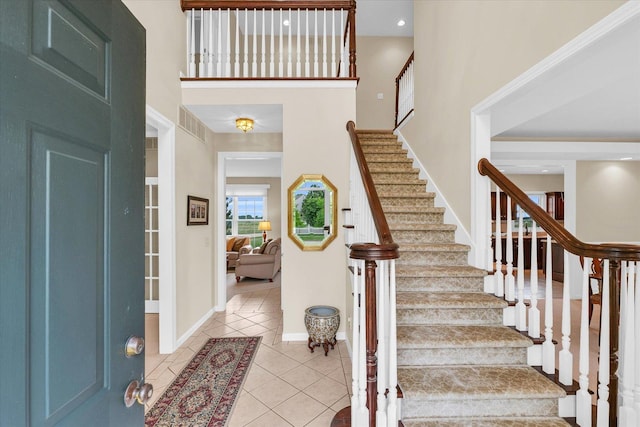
260;11;265;77
243;9;249;77
252;10;257;77
376;262;388;426
596;259;611;426
620;262;637;426
234;8;240;76
305;9;310;77
198;9;204;76
314;9;319;77
322;8;327;77
331;9;336;76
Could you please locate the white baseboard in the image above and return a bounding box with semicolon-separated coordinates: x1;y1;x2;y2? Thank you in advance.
175;307;216;348
282;331;347;342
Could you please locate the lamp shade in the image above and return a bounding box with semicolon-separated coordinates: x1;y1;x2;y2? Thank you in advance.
258;221;271;231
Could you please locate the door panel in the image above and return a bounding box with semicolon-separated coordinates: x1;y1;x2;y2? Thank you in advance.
0;0;145;425
30;130;107;424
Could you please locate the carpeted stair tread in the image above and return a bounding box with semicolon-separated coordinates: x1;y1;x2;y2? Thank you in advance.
371;175;425;184
397;325;532;349
396;265;486;278
403;417;570;426
378;191;435;198
396;292;507;309
399;243;470;252
390;223;456;231
362;145;405;154
398;366;565;400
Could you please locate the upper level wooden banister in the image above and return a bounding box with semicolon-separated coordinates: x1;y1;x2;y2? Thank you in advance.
181;0;355;11
478;158;640;261
346;121;395;246
395;51;414;84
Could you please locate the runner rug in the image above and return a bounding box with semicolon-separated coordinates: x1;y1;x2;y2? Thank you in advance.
145;336;261;427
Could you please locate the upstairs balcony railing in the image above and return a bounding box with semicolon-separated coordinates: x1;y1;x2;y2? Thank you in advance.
480;158;640;426
180;0;357;79
394;51;413;129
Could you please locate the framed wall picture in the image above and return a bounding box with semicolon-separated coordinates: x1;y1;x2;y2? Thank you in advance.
187;195;209;225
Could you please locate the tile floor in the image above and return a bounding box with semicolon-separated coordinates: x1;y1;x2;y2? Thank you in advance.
144;278;351;426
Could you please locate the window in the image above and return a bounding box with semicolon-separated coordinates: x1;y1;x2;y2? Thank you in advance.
516;192;546;221
226;185;270;247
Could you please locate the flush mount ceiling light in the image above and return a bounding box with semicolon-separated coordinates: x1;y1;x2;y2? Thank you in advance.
235;118;254;133
397;19;406;27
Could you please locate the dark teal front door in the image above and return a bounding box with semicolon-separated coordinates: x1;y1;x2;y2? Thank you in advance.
0;0;146;425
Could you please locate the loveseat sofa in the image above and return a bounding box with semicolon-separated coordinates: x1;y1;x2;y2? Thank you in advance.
235;238;281;282
226;236;252;268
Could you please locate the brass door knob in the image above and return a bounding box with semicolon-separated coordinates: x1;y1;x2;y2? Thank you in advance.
124;380;153;407
125;335;145;357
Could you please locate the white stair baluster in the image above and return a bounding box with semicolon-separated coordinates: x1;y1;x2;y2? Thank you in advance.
576;257;591;427
358;259;368;425
494;187;504;298
269;10;274;77
287;9;292;77
542;235;555;375
314;9;318;77
188;10;196;77
339;9;344;77
387;260;398;425
243;9;248;77
331;9;336;76
198;9;204;76
225;9;230;77
260;11;265;77
278;9;283;77
209;9;215;77
322;8;327;77
234;8;240;76
515;209;526;331
296;11;301;76
558;250;573;385
252;11;257;77
505;195;515;301
305;9;310;77
528;221;540;338
620;262;637;426
596;259;611;426
350;259;361;424
634;262;640;424
376;262;387;425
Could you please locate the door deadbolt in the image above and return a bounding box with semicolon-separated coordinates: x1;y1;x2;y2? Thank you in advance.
124;380;153;407
125;335;145;357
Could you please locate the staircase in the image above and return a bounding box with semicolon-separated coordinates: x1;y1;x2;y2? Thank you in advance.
356;130;569;426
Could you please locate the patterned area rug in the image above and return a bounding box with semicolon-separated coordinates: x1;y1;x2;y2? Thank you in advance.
145;337;261;427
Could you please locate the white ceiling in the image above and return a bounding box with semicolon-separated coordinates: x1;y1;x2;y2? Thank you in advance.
357;0;413;37
491;7;640;175
185;104;283;133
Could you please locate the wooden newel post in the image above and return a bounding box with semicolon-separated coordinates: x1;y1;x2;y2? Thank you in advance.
363;258;378;427
609;260;620;427
348;6;356;78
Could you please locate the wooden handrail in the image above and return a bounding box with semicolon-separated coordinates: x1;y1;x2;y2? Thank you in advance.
478;158;640;261
181;0;355;11
346;121;395;245
394;51;414;128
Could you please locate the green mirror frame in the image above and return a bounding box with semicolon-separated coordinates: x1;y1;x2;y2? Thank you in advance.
287;174;338;251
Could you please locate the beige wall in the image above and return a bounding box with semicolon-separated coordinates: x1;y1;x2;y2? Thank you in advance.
183;86;356;337
175;128;216;336
503;174;564;192
402;0;623;231
226;177;282;241
356;36;414;129
576;161;640;243
125;1;217;339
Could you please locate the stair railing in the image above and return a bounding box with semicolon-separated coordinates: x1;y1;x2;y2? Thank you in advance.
341;121;399;427
479;158;640;427
394;52;414;129
180;0;357;79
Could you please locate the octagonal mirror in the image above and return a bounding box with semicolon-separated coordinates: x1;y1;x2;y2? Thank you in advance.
288;174;337;251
